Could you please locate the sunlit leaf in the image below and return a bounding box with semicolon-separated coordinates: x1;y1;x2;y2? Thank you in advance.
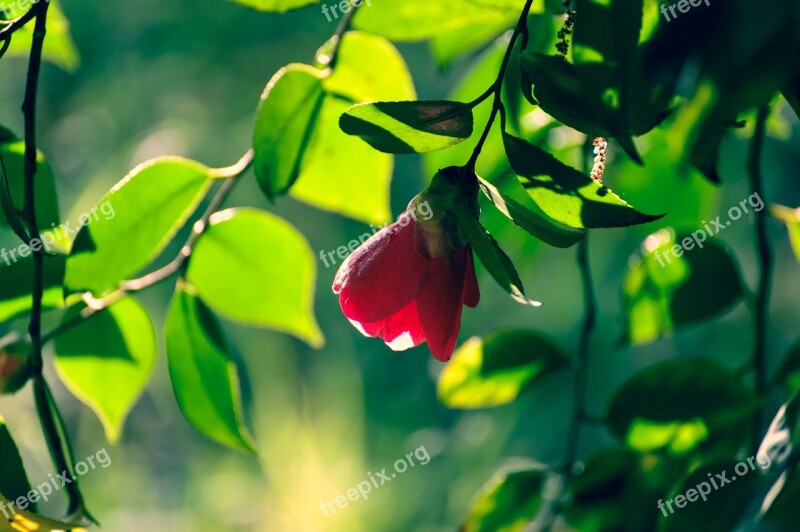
253;64;326;199
55;296;157;443
503;133;662;228
0;493;88;532
186;208;323;347
166;282;256;453
0;255;65;322
438;329;569;408
340;100;473;153
0;0;79;71
64;157;212;295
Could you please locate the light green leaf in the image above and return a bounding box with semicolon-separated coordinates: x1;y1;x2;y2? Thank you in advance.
229;0;317;11
438;329;569;409
503;133;663;229
253;64;326;199
166;282;256;453
353;0;516;42
320;31;416;103
291;96;393;225
1;0;79;71
186;208;323;347
290;31;415;225
54;296;157;443
340;100;473;153
64;157;212;295
462;465;548;532
771;204;800;262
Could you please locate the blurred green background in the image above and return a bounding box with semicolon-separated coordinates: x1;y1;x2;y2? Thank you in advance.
1;0;799;530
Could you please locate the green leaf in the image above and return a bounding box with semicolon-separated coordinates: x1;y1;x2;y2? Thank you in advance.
229;0;317;11
340;100;473;154
622;229;744;345
253;64;326;199
0;416;34;507
353;0;515;42
607;357;756;455
290;32;416;225
430;9;518;67
503;133;662;228
0;141;60;251
0;255;65;322
291;96;394;225
1;0;79;71
165;282;256;453
64;157;212;295
452;201;538;306
0;151;31;245
320;31;416;103
186;208;323;347
478;175;586;248
438;329;569;409
54;296;157;443
563;449;657;532
461;465;547;532
771;204;800;262
774;339;800;391
660;459;760;532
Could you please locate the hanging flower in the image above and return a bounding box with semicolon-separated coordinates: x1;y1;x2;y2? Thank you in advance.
333;171;480;361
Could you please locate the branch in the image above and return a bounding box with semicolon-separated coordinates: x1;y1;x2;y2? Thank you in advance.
318;0;362;69
748;104;773;449
41;150;254;343
465;0;535;170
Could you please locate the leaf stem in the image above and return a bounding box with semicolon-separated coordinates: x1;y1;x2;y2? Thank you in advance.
748;104;772;449
319;0;362;69
465;0;535;171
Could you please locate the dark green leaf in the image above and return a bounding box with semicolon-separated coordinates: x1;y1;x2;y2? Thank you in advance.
660;459;760;532
64;157;212;295
438;329;569;408
607;357;756;455
0;151;31;245
462;465;547;532
0;416;34;507
774;339;800;391
452;202;538;305
622;229;744;345
0;255;65;322
166;282;256;453
253;64;326;198
340;100;473;154
54;296;157;443
503;133;662;228
186;208;323;347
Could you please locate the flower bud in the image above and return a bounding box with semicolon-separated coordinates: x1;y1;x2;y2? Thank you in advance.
410;166;479;259
0;339;32;395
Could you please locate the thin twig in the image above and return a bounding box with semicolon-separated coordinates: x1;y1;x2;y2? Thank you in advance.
748;104;772;449
320;1;362;69
465;0;535;171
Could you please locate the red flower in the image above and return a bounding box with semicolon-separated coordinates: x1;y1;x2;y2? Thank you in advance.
333;210;479;361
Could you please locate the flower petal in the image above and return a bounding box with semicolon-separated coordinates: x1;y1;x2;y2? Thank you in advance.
416;249;471;361
333;219;430;323
348;300;425;352
463;249;480;308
